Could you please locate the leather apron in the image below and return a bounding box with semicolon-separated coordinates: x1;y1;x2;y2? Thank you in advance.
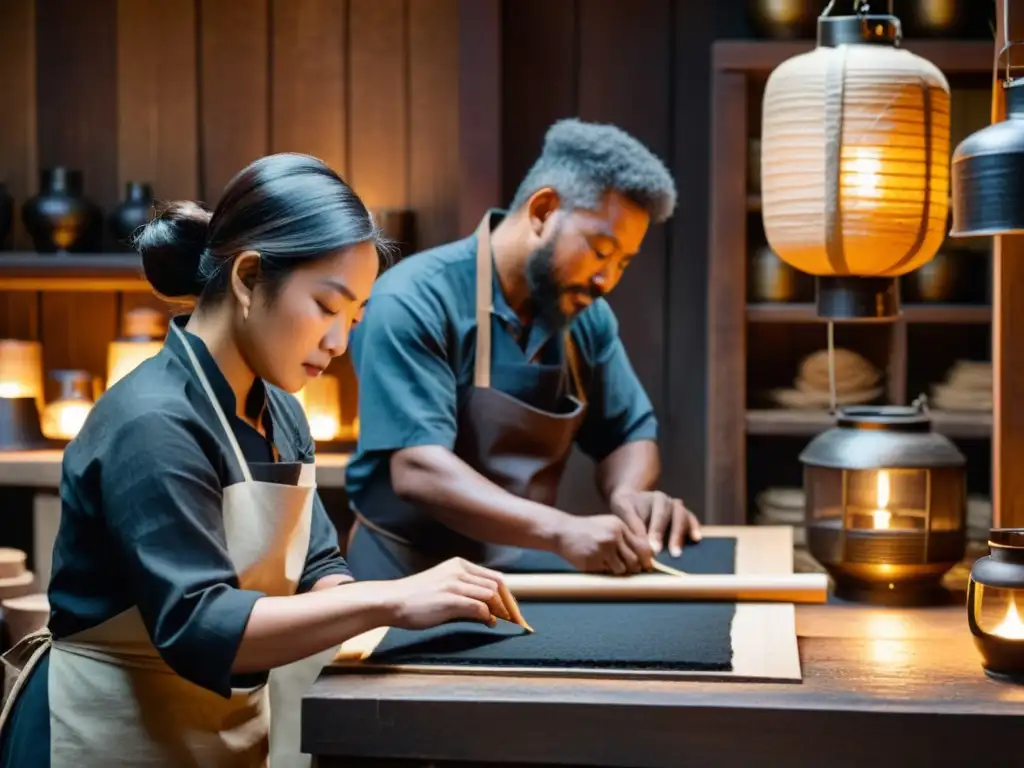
0;323;338;767
348;212;588;576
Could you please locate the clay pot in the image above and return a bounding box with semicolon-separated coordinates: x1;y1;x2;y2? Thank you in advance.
109;182;154;250
22;167;101;253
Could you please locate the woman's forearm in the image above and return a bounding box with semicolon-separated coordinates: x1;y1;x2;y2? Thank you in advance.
231;580;392;674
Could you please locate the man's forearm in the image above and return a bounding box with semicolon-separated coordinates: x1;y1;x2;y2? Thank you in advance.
597;439;661;500
390;445;571;551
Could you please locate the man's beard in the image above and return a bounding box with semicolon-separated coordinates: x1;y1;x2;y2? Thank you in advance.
524;238;598;330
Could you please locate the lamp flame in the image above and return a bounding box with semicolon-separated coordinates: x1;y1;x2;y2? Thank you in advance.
872;471;892;530
992;594;1024;641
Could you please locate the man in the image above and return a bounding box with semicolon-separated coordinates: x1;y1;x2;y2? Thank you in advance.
344;118;700;581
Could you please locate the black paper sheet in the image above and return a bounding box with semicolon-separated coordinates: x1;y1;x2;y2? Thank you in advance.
370;537;738;672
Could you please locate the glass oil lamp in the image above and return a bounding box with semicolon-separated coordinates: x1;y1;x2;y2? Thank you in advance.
801;401;967;605
968;530;1024;683
41;370;94;441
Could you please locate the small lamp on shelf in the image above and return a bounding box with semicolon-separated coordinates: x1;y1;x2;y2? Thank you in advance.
0;339;50;451
40;370;94;441
801;400;967;605
106;307;166;389
760;1;951;319
968;530;1024;683
295;373;356;450
0;340;43;404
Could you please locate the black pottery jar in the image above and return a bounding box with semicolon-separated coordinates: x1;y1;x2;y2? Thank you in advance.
22;167;101;254
0;183;12;250
109;182;154;251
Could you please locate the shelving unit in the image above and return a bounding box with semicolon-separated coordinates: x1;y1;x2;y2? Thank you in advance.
0;253;148;292
706;39;996;526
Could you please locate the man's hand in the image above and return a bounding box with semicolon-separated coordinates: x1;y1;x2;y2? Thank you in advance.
608;489;701;558
553;514;653;575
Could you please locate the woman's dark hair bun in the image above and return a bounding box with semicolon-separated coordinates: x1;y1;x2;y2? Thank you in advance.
135;201;213;298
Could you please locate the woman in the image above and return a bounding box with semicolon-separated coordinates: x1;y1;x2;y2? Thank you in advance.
0;153;517;767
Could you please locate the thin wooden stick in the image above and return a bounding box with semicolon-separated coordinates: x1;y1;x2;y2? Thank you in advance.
650;560;689;577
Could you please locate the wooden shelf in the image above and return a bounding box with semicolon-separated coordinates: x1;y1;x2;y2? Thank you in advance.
746;408;992;439
714;39;994;76
0;253;149;292
0;449;352;488
707;37;995;525
746;303;992;324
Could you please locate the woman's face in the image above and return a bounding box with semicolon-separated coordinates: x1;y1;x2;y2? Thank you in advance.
242;241;379;393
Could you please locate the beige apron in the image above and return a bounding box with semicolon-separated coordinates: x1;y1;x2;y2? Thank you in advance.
0;323;338;767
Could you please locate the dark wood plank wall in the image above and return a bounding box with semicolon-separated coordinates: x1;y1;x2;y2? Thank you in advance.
0;0;461;416
504;0;719;514
0;0;724;522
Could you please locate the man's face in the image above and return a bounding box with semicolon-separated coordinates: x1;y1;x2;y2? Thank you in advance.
525;191;649;329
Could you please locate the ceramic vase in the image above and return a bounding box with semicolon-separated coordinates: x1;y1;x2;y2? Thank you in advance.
22;167;101;253
109;182;154;250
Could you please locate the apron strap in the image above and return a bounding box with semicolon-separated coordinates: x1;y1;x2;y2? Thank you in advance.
473;214;494;389
563;330;587;407
0;628;52;732
474;211;588;406
171;323;253;483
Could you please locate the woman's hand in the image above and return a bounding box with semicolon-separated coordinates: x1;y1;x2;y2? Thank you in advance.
382;558;520;630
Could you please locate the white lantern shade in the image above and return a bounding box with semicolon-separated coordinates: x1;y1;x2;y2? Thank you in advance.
761;43;951;278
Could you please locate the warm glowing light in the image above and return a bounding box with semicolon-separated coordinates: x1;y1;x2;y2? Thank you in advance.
843;148;883;200
872;471;892;530
41;400;92;440
107;340;164;388
295;374;342;441
0;382;29;399
991;594;1024;641
0;340;44;407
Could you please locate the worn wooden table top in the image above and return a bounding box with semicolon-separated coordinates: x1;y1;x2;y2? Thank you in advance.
303;596;1023;767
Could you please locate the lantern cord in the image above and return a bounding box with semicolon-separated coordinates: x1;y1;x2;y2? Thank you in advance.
827;320;837;415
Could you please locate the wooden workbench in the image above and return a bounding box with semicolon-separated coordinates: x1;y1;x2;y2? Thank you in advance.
302;598;1022;767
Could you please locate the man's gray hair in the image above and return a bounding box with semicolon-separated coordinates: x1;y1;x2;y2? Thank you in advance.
509;118;677;224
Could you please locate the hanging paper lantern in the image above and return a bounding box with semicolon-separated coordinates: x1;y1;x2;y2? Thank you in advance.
760;8;951;318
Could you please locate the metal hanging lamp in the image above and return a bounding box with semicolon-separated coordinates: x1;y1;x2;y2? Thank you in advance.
950;2;1024;237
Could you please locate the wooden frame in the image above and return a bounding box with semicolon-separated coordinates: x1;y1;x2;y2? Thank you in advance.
328;525;804;684
706;40;998;526
991;0;1024;528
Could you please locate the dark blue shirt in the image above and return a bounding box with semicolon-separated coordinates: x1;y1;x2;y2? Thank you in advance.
0;315;351;767
345;210;657;541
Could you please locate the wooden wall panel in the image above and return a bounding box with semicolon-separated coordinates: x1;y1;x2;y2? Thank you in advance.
349;0;408;209
0;0;39;340
500;0;576;207
36;0;120;223
0;0;37;252
457;0;501;233
408;0;460;248
270;0;348;176
577;0;672;421
665;0;716;508
199;0;269;203
116;0;200;204
36;0;120;399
